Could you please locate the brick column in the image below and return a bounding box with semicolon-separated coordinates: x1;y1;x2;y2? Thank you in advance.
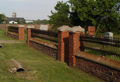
68;26;85;67
69;33;81;67
27;28;31;45
18;26;24;40
57;25;71;62
6;26;8;35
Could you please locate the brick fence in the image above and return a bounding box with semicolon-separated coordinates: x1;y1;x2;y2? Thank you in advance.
27;26;58;59
6;25;24;40
27;25;120;81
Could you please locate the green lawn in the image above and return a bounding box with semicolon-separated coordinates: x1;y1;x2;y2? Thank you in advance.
0;29;13;40
0;29;104;82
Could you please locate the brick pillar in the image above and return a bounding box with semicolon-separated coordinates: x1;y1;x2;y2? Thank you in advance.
27;28;31;45
18;27;24;40
58;31;69;62
68;26;85;67
57;25;71;62
69;33;81;67
6;26;8;35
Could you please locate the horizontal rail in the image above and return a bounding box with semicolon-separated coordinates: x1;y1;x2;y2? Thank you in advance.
81;39;120;48
80;35;120;43
31;28;58;37
31;33;58;43
9;29;18;33
81;47;120;56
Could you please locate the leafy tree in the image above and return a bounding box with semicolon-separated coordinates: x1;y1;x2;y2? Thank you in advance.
69;0;120;34
40;19;48;24
36;19;48;24
0;14;6;23
48;1;71;31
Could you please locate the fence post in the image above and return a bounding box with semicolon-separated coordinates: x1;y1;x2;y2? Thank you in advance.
57;25;71;62
68;26;85;67
6;25;8;35
18;25;25;40
27;25;35;45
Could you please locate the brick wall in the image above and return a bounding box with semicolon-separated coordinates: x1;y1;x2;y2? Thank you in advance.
6;26;24;40
27;26;120;81
7;32;18;40
29;39;58;59
75;55;120;81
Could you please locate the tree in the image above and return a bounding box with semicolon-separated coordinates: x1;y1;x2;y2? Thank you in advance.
0;14;6;23
69;0;120;34
48;1;71;31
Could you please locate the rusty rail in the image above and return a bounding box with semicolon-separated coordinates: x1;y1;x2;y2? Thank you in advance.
31;28;58;43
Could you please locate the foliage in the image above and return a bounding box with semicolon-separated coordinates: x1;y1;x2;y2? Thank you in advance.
48;1;71;31
0;14;6;23
36;19;48;24
69;0;120;34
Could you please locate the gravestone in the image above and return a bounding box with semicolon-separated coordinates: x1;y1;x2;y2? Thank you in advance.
40;25;48;31
104;32;113;40
88;26;95;35
104;32;114;45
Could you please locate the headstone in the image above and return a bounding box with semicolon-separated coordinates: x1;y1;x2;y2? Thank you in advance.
88;26;95;35
104;32;114;45
104;32;113;40
40;25;48;31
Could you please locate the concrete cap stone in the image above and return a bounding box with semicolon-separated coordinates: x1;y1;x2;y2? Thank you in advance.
27;25;35;28
57;25;71;32
18;25;25;27
6;24;10;26
67;26;85;33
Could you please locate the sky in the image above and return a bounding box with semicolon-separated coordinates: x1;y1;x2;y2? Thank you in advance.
0;0;68;20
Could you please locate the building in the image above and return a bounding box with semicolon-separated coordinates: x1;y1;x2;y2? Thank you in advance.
25;20;34;24
12;12;16;18
8;18;24;24
8;12;25;24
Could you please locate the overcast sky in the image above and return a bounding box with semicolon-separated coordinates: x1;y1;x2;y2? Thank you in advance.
0;0;68;20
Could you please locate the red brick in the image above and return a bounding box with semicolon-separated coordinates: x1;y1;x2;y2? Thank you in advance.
27;28;31;45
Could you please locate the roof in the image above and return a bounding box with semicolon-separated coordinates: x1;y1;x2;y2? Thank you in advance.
8;17;24;23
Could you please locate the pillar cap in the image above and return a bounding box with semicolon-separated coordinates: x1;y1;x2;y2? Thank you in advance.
27;25;35;28
57;25;71;32
18;25;25;27
6;24;10;26
67;26;85;33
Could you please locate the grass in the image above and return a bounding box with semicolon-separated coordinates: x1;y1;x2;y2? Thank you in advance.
0;29;104;82
0;29;14;40
0;44;104;82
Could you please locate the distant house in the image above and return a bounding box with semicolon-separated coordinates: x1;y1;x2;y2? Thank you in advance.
8;18;25;24
9;21;18;24
25;20;34;24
